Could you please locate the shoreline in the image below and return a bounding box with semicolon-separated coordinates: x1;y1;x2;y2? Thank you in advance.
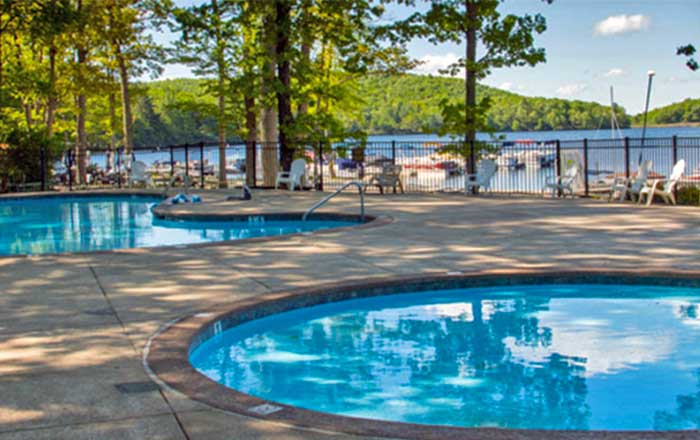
630;122;700;128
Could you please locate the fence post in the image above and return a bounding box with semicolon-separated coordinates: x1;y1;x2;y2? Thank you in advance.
555;140;562;197
40;145;46;191
184;144;189;178
583;138;589;197
68;149;73;191
391;140;396;165
672;135;678;165
317;141;324;191
672;135;678;200
469;140;476;175
199;142;205;189
252;142;258;188
169;145;175;177
116;148;121;188
624;137;630;181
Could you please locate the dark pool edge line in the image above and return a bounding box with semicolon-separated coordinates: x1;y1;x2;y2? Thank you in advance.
0;189;166;202
0;190;391;260
145;270;700;440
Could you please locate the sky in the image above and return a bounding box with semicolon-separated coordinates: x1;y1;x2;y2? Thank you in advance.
159;0;700;114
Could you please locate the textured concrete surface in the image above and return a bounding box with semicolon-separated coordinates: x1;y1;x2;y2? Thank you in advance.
2;190;700;439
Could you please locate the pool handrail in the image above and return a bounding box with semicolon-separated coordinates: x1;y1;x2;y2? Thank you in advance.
302;181;364;222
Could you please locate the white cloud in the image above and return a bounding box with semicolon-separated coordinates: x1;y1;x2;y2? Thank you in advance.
604;68;626;78
594;14;650;36
498;82;514;91
556;83;588;97
412;53;461;76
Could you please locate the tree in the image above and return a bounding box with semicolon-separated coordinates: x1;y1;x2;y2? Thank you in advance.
398;0;551;171
170;0;241;187
678;44;698;71
99;0;166;163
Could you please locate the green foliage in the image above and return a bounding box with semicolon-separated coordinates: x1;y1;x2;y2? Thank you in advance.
395;0;552;145
677;186;700;206
632;98;700;126
340;74;630;134
0;128;61;190
677;44;698;71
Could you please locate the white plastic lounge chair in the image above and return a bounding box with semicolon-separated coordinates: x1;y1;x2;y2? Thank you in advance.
464;159;497;194
638;159;685;206
609;160;653;202
275;158;306;191
542;164;579;198
128;161;151;187
368;164;404;194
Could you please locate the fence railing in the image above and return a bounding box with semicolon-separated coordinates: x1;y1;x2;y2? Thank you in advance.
23;136;700;195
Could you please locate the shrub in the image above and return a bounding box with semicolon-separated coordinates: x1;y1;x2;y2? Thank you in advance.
677;185;700;206
0;128;62;192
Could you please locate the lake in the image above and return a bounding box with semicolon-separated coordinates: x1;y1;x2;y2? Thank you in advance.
367;126;700;142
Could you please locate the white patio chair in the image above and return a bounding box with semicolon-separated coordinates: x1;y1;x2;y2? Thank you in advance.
464;159;497;194
638;159;685;206
609;160;653;202
275;158;306;191
128;161;152;187
542;164;579;198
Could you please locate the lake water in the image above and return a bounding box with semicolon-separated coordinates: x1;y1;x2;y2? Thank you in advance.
369;126;700;142
77;126;700;193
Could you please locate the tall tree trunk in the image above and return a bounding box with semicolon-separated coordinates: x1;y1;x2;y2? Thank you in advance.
75;0;87;185
76;92;87;184
465;0;477;175
116;52;133;166
297;42;310;117
261;7;278;187
217;76;227;188
297;0;313;118
108;89;117;170
46;44;57;137
212;0;227;188
275;0;294;171
245;96;256;187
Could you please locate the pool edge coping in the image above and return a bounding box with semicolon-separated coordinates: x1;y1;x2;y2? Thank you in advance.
0;190;392;259
145;270;700;440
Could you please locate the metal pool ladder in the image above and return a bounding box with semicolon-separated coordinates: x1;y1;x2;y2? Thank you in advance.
302;181;365;222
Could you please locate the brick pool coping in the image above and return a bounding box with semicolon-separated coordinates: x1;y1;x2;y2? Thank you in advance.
0;189;391;259
145;269;700;440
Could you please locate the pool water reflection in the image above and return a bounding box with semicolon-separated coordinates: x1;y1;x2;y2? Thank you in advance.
0;195;353;255
191;284;700;431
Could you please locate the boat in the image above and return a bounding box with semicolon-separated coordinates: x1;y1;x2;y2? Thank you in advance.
496;152;523;169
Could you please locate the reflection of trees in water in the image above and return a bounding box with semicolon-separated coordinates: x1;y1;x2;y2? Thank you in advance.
0;198;154;253
227;295;591;429
678;304;700;320
654;369;700;430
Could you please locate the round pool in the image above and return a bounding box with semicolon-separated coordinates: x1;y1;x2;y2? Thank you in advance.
0;194;359;255
184;277;700;433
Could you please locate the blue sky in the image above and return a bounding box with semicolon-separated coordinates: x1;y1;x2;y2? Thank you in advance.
160;0;700;114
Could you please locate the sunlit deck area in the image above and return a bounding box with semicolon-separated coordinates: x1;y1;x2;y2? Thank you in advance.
2;191;700;439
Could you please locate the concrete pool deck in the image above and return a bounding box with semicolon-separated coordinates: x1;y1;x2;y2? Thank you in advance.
2;190;700;439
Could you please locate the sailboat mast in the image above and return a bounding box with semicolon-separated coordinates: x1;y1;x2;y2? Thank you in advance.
609;86;623;140
610;86;615;140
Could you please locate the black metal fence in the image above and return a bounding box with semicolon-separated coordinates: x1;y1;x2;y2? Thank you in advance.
35;136;700;195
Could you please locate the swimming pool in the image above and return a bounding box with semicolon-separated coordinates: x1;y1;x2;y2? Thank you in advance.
189;280;700;432
0;195;357;255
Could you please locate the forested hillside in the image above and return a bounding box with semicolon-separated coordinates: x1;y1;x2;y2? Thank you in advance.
340;74;631;134
131;74;632;146
632;98;700;126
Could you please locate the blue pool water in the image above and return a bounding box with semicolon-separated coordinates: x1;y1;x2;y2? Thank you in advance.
191;284;700;431
0;195;353;255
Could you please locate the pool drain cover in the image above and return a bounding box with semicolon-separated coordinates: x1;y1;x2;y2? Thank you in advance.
114;381;160;394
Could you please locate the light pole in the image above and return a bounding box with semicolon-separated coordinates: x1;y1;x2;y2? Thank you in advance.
640;70;655;163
